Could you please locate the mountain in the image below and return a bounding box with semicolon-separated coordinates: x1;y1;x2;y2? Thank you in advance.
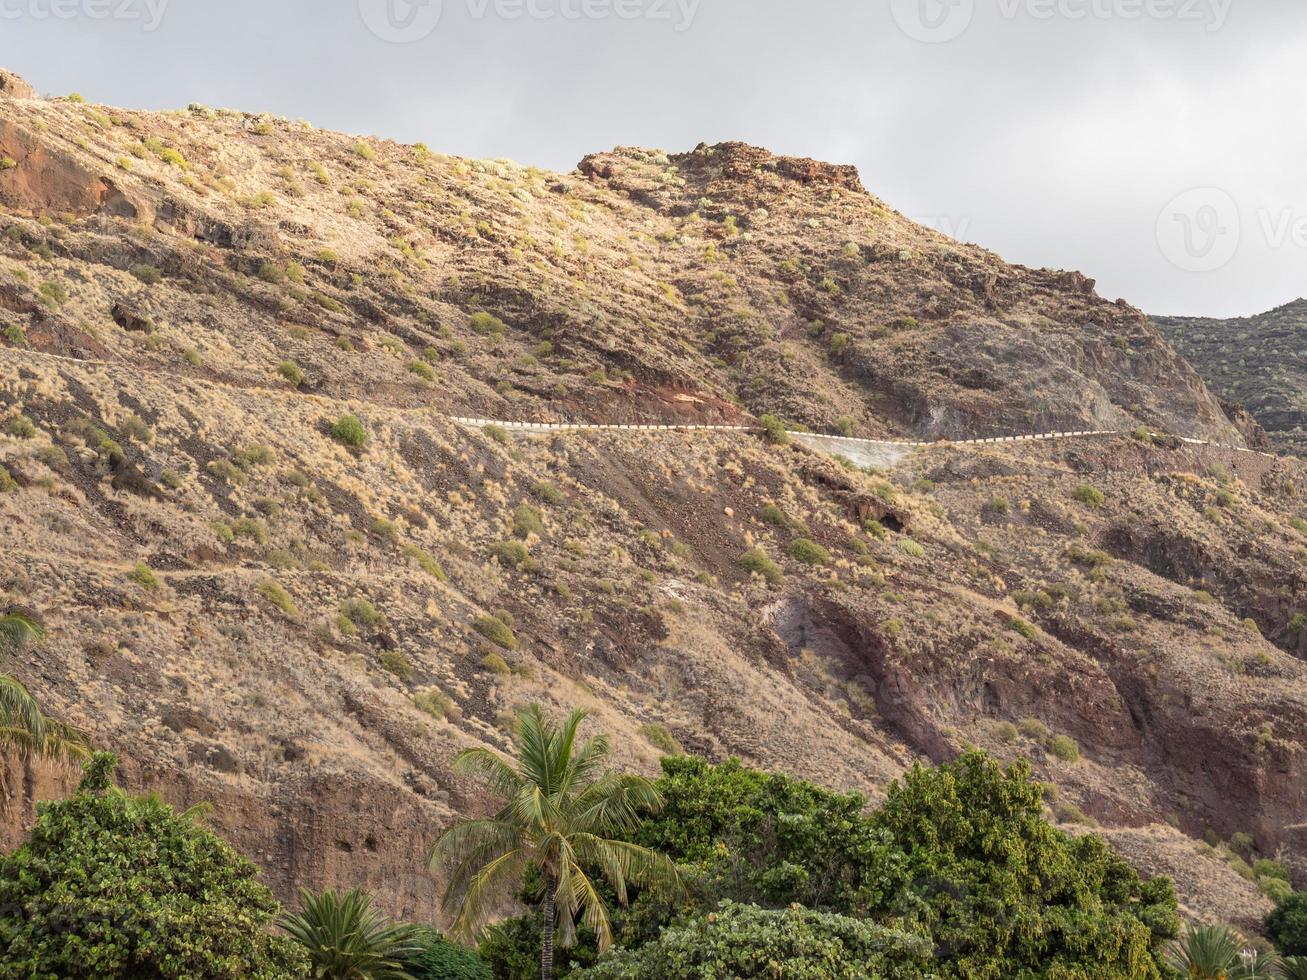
1;72;1305;934
1154;301;1307;456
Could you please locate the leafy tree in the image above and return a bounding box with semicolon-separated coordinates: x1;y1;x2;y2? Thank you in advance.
402;926;492;980
280;887;420;979
571;901;931;979
873;751;1180;978
430;705;683;980
478;914;600;979
0;752;308;978
0;611;86;769
1268;893;1307;956
632;755;905;916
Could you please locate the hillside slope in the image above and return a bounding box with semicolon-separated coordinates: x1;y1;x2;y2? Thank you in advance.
1;73;1304;934
1154;301;1307;456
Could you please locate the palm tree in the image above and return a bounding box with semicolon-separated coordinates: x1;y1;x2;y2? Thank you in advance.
1279;957;1307;979
0;612;86;767
431;704;683;980
280;886;422;979
1169;924;1281;979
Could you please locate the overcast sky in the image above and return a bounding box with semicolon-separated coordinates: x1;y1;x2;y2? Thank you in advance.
4;0;1304;316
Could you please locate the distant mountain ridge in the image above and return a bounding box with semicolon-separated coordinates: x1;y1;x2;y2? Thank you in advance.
1154;300;1307;456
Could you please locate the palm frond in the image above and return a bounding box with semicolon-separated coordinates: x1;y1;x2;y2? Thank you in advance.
573;772;664;836
0;613;43;655
0;674;88;765
447;848;530;943
452;746;525;798
571;834;685;905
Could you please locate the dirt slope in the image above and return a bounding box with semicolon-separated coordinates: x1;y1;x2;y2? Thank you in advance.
1;72;1303;931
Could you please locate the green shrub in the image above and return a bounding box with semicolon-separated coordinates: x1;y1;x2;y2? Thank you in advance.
491;540;531;568
532;481;563;505
469;311;506;336
835;416;855;437
402;926;490;980
330;414;367;447
380;651;413;681
513;503;545;539
737;547;784;586
0;465;17;492
1018;718;1050;740
413;689;457;722
129;263;163;285
35;445;68;471
1047;734;1080;762
3;323;25;346
232;518;269;545
119;414;153;443
1268;892;1307;955
473;615;518;651
0;157;15;170
129;562;159;589
39;281;68;307
483;424;508;444
758;504;788;526
897;538;926;559
993;721;1019;743
1007;616;1037;640
573;902;930;979
5;415;36;438
256;579;298;618
277;360;303;386
353;141;376;160
758;414;789;445
480;651;512;676
0;753;307;979
339;597;385;631
407;360;435;382
403;543;448;583
787;537;830;565
985;496;1011;516
639;723;683;756
1072;484;1106;508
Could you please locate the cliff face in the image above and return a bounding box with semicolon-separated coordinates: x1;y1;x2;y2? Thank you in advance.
1154;301;1307;456
1;73;1304;934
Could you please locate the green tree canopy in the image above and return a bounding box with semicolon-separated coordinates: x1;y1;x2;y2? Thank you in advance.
872;751;1180;979
1268;892;1307;956
0;752;307;979
632;754;906;915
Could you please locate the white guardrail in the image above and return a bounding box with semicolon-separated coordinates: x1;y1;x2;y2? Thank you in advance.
0;348;1280;463
448;417;1281;461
